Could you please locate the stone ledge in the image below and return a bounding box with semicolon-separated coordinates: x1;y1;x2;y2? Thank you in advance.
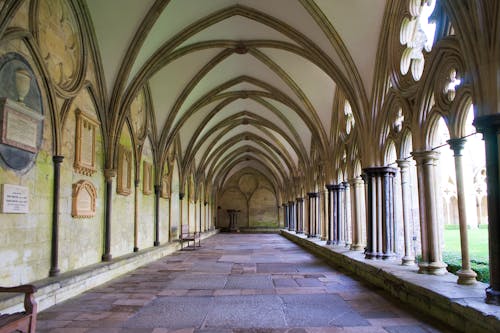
280;229;500;333
0;229;219;314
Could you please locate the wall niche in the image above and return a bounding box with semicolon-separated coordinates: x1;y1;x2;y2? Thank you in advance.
72;180;97;218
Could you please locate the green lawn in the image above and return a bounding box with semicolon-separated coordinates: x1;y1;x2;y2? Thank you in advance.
443;225;489;282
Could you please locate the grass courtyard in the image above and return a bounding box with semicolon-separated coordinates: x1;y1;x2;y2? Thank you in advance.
443;225;489;282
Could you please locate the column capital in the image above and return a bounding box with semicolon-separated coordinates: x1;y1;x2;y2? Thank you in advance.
296;197;304;202
154;185;161;194
342;181;350;189
411;150;440;164
447;138;466;156
396;159;411;168
325;184;336;191
134;179;140;187
52;155;64;163
473;113;500;133
348;177;364;186
204;201;208;206
307;192;318;198
104;168;116;180
288;200;295;205
179;192;185;200
363;166;397;176
282;203;287;207
332;184;344;191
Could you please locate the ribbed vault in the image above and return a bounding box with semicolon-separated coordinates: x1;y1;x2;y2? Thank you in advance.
86;0;387;198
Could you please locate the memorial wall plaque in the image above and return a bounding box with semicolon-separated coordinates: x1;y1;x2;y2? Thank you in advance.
0;98;43;153
143;161;152;195
1;184;29;213
117;145;132;195
74;109;99;176
72;180;97;218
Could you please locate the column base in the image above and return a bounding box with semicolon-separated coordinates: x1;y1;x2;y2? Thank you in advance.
382;252;396;260
49;268;60;277
457;269;477;285
401;256;415;266
365;252;377;259
296;231;303;234
133;247;139;252
418;261;447;275
154;241;160;247
326;240;332;245
350;244;364;251
486;286;500;305
102;253;113;262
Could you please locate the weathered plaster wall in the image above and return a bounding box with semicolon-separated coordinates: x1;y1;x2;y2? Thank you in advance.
218;168;278;229
137;138;154;249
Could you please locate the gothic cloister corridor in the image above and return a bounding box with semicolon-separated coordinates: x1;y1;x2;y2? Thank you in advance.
36;233;451;333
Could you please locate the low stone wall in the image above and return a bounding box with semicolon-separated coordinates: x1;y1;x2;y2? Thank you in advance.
0;230;219;313
281;230;500;333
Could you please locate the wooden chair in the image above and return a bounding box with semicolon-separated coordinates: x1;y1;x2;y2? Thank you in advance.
0;284;37;333
179;224;200;250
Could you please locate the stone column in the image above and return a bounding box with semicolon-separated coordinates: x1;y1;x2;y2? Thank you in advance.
49;155;64;277
411;151;447;274
343;182;352;247
307;192;317;237
103;168;116;262
349;177;365;250
227;209;240;232
474;114;500;304
289;201;296;231
447;138;477;284
296;197;304;233
397;160;415;265
281;204;290;230
315;192;321;237
133;179;139;252
154;185;161;246
326;185;335;245
363;167;397;259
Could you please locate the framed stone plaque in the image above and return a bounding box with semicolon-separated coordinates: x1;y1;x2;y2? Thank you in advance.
0;98;43;153
161;174;171;199
72;180;97;218
143;161;152;195
74;110;99;176
1;184;29;213
117;145;132;195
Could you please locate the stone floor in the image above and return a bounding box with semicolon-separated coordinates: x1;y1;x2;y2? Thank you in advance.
37;234;454;333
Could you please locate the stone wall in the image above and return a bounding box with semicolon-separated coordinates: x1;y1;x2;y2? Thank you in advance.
218;168;278;229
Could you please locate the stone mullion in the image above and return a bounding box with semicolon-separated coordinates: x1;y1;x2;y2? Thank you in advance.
365;171;376;259
337;184;345;245
326;185;335;245
412;151;446;275
283;203;289;230
307;192;317;238
397;160;415;265
316;192;321;237
296;198;304;234
289;201;295;231
382;170;396;259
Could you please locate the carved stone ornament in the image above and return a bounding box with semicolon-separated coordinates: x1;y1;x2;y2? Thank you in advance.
72;180;97;218
117;145;132;196
143;161;152;195
37;0;83;90
74;110;99;176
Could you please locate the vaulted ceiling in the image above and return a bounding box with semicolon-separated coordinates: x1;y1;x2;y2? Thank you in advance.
85;0;387;193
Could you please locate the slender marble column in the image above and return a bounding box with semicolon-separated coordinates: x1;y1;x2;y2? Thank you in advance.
133;179;139;252
349;177;365;251
363;167;397;259
315;192;321;237
448;138;477;284
154;185;161;246
343;182;352;247
283;203;288;230
326;185;335;245
307;192;317;237
102;168;116;262
475;114;500;304
296;197;304;233
397;160;414;265
412;151;447;274
337;184;345;245
49;155;64;277
288;201;295;231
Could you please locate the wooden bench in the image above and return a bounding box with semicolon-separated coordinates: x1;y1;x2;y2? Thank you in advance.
0;285;37;333
179;224;200;250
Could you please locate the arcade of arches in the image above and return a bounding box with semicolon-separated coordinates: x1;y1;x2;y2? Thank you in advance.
1;0;500;330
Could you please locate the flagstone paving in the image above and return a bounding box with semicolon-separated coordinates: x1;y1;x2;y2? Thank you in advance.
37;233;453;332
